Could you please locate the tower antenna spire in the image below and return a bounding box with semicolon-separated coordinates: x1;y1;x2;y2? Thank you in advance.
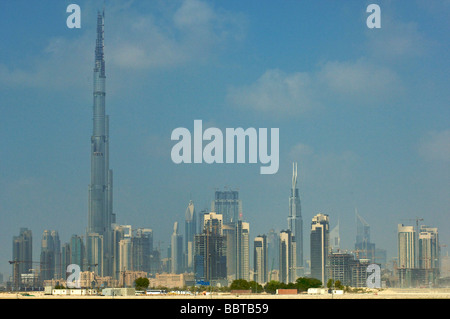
88;8;114;278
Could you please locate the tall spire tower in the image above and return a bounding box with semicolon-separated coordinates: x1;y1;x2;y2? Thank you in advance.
288;162;303;276
87;10;115;277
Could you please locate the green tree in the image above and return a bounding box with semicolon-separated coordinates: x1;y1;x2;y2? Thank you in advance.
327;279;334;289
264;280;282;294
248;281;263;293
134;277;149;290
230;279;250;290
295;277;322;292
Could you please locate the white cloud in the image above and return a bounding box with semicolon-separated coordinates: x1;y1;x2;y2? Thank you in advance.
317;58;402;100
227;59;402;117
0;35;91;90
364;16;430;61
0;0;246;89
227;69;320;117
108;0;246;70
418;129;450;161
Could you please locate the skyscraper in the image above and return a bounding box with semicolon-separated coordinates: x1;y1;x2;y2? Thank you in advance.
87;11;115;277
329;220;340;251
397;224;416;287
222;220;250;281
235;220;250;281
288;162;303;276
266;229;279;278
355;210;376;262
185;200;196;272
212;189;242;224
171;222;183;274
39;230;61;281
69;234;85;271
194;212;227;282
112;225;129;279
119;237;133;273
133;228;153;274
418;225;439;270
254;235;268;284
12;228;33;289
418;225;440;285
398;223;440;287
279;229;296;284
310;213;329;285
398;224;416;269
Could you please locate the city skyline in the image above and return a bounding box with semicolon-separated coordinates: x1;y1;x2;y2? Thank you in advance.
1;0;449;280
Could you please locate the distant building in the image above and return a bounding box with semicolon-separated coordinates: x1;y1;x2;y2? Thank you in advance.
351;258;371;288
119;270;147;288
194;212;227;283
119;237;133;274
12;228;33;289
149;273;195;289
70;234;85;271
398;224;416;269
279;229;296;284
310;213;330;285
112;225;131;279
397;223;440;287
328;252;353;286
254;235;268;284
212;189;242;224
40;230;61;281
86;233;104;276
419;225;439;270
86;11;115;278
133;228;153;274
171;222;183;274
329;221;340;252
288;162;303;277
185;200;197;272
224;220;250;281
355;211;376;263
328;252;379;287
266;229;279;274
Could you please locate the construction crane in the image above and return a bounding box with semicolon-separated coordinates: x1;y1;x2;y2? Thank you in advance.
8;260;46;291
401;217;424;232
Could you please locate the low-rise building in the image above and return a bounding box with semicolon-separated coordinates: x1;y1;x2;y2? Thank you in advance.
102;288;135;296
148;273;195;288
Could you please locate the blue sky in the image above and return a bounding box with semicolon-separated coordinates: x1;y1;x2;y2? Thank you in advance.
0;0;449;278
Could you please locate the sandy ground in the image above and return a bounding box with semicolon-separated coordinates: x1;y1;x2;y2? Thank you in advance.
1;288;450;299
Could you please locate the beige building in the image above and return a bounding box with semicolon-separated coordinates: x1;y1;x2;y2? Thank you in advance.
43;271;119;288
148;273;195;289
119;270;147;287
